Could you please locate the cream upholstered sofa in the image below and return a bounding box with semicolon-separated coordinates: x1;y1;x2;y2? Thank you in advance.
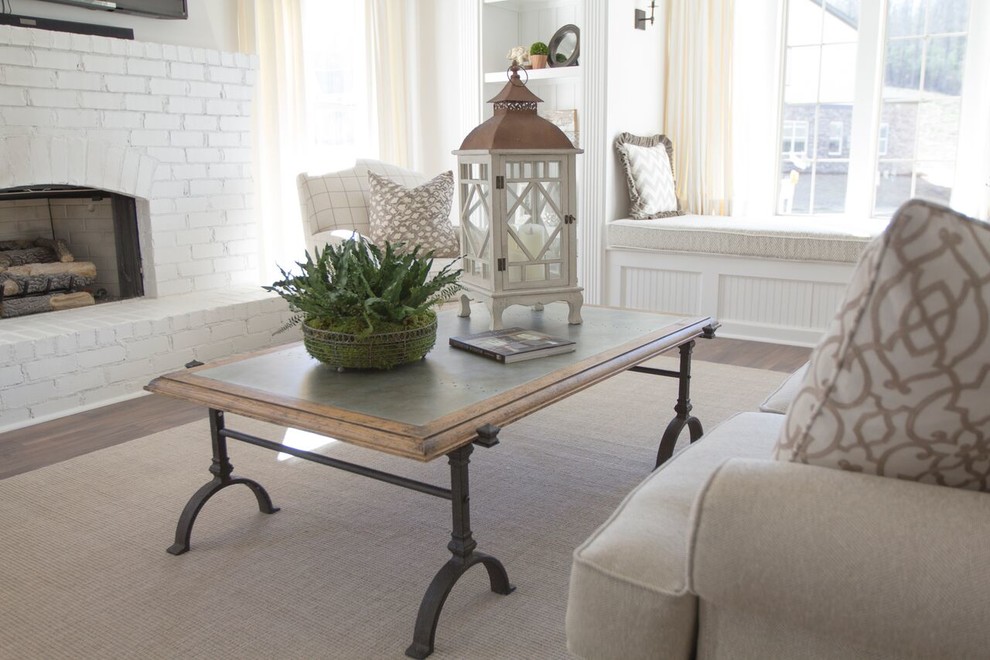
566;199;990;659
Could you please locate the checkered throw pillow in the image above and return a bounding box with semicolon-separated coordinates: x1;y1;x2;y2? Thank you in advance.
368;170;460;257
615;133;683;219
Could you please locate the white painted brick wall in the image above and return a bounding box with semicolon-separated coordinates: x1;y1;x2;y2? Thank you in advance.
0;365;25;388
0;28;300;432
0;26;259;299
0;287;297;431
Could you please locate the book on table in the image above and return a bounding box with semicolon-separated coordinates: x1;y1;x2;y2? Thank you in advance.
449;327;576;363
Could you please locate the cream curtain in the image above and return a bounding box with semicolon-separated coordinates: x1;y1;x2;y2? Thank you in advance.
664;0;734;215
366;0;411;168
237;0;307;280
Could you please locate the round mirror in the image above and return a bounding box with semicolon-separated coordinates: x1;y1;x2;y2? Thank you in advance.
548;24;580;67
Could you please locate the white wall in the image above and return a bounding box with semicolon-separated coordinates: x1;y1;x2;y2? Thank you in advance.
8;0;238;50
605;0;665;222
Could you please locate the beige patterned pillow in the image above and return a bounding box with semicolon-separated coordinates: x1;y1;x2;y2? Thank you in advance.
368;170;459;257
775;200;990;492
614;133;684;219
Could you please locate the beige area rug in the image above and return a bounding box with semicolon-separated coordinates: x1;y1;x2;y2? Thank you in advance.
0;358;787;659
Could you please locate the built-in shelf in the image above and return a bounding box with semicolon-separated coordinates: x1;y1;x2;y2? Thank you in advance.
483;65;581;84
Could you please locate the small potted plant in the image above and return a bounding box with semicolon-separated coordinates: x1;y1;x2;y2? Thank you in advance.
529;41;549;69
264;238;461;370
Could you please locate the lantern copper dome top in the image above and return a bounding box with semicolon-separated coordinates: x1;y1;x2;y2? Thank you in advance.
458;64;580;151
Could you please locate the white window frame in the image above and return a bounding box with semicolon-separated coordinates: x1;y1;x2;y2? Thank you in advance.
771;0;990;220
846;0;990;218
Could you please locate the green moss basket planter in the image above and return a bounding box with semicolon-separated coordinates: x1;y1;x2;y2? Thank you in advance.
301;313;438;370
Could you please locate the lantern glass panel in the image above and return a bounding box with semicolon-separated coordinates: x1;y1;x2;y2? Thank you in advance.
460;178;492;280
536;180;562;228
503;157;568;285
544;226;562;260
507;221;548;282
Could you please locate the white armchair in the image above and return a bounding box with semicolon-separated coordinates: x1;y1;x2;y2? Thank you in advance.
296;159;428;256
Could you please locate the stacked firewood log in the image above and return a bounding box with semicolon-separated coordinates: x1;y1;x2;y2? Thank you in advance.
0;238;97;317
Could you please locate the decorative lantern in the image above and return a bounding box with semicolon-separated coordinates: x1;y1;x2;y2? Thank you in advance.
453;64;583;330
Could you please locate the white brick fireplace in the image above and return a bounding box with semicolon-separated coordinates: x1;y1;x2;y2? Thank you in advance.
0;25;295;431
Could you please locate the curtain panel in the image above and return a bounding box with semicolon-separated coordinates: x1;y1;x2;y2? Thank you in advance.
664;0;734;216
367;0;411;168
237;0;308;278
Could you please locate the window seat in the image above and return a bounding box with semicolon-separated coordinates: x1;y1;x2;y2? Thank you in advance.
608;215;884;263
604;215;885;346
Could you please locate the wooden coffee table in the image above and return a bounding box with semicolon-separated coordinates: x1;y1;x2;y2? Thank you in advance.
146;303;715;658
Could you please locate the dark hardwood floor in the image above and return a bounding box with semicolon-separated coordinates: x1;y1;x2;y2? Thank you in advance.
0;337;810;480
690;336;811;373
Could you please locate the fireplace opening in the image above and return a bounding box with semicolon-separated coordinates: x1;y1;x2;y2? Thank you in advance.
0;186;144;318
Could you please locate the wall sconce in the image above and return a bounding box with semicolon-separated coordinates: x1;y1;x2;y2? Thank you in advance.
635;1;656;30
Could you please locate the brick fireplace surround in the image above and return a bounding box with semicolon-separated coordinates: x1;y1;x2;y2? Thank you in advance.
0;25;295;431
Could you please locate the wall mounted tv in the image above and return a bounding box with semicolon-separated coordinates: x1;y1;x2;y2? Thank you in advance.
38;0;188;19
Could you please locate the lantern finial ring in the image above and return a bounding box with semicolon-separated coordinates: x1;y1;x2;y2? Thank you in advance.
507;64;528;86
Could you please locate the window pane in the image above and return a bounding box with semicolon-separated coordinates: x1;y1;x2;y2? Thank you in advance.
917;98;961;160
827;120;844;155
813;161;849;213
780;162;811;214
873;0;969;216
784;46;821;103
875;162;913;215
924;35;966;95
787;0;822;46
879;102;918;159
820;43;857;102
813;106;849;159
884;38;923;94
928;0;970;33
876;160;955;212
915;161;954;204
778;0;860;216
823;0;860;42
781;111;811;159
878;123;891;155
887;0;926;37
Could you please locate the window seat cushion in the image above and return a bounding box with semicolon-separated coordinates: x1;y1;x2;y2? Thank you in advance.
608;215;886;263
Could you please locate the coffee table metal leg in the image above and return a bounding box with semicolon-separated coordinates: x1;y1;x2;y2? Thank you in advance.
406;440;515;659
167;409;279;555
654;340;704;468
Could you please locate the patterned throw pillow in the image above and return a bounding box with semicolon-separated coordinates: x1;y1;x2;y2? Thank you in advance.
614;133;683;219
367;170;459;257
775;199;990;492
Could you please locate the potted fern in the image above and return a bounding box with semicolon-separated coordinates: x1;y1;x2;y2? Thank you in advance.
264;239;461;370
